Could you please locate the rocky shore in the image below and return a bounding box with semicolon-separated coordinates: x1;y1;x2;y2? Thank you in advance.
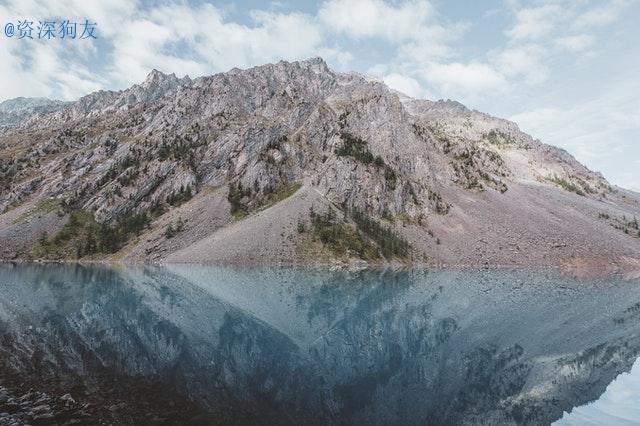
0;387;89;426
0;375;207;426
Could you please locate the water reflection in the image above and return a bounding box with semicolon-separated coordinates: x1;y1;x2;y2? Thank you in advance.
0;263;639;425
555;358;640;425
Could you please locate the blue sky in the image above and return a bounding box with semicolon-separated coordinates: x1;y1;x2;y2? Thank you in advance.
1;0;638;190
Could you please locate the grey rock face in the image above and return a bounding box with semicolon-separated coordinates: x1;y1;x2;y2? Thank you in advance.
0;57;638;269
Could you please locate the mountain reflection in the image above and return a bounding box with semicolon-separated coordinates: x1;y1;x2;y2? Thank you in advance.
0;263;639;425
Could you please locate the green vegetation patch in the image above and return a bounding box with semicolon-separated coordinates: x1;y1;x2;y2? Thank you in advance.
166;185;194;207
546;175;585;196
350;207;410;258
303;205;411;260
33;209;153;259
428;190;450;215
12;198;61;224
599;212;640;238
450;147;507;194
165;217;185;239
260;182;302;210
335;132;398;190
479;171;508;193
32;198;62;215
228;181;252;218
308;207;380;261
96;150;142;188
228;181;302;219
0;158;17;191
336;132;376;163
157;134;205;165
482;130;516;146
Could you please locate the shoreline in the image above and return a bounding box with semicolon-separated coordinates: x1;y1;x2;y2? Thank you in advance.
1;256;639;280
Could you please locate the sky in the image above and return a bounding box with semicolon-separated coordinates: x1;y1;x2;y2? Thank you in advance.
555;358;640;425
0;0;638;190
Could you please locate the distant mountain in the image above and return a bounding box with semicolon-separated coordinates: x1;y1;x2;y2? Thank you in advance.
0;97;68;127
0;58;638;273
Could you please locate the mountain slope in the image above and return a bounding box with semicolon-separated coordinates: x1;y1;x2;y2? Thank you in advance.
0;58;638;273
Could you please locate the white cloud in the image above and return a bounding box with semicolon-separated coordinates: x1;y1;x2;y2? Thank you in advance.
246;10;324;61
511;105;620;163
0;1;326;100
319;0;435;42
395;23;467;62
0;0;119;100
506;4;564;40
0;0;136;36
316;47;354;70
108;15;208;86
0;0;466;101
556;34;595;52
382;73;427;98
111;4;324;86
573;0;627;29
424;61;507;96
492;44;548;85
319;0;461;63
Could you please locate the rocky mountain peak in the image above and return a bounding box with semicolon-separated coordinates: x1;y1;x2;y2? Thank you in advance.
141;69;189;89
298;56;331;74
135;69;190;100
143;69;167;85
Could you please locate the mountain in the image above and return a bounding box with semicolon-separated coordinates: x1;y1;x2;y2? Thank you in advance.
0;97;68;127
0;57;638;273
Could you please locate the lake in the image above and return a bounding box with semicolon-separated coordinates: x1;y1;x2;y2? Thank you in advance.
0;263;639;425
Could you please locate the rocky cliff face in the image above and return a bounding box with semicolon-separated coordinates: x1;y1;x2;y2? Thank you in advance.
0;58;638;271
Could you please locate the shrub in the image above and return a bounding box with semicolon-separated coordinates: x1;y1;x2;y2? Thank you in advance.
335;132;374;164
309;207;380;260
228;181;251;216
483;130;515;146
546;175;585;196
336;132;399;191
227;181;301;218
384;166;397;190
306;205;411;260
165;217;185;239
157;135;202;165
166;185;193;206
34;209;153;259
350;207;410;258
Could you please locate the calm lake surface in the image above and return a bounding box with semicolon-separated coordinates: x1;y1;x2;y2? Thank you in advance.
0;263;639;425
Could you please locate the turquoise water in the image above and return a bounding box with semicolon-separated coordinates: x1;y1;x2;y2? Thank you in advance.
0;263;639;425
